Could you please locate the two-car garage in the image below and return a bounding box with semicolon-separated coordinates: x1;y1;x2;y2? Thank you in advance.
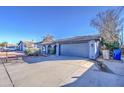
60;43;89;58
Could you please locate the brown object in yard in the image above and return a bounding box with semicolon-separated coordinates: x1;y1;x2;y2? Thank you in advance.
0;51;25;63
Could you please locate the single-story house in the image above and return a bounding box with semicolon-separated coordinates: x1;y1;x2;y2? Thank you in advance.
18;41;35;51
40;35;101;59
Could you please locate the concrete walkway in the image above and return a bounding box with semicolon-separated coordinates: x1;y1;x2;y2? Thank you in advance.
0;56;124;87
0;63;12;87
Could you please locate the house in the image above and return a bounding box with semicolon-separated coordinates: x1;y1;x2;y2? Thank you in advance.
40;35;101;59
6;43;17;51
18;41;35;51
34;42;42;48
3;43;17;51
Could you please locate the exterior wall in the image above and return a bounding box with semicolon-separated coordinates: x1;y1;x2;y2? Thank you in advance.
96;41;100;57
35;43;41;48
56;43;60;56
39;40;100;59
18;42;25;51
34;44;38;48
40;45;46;54
22;43;26;51
60;43;89;58
18;43;22;51
45;45;48;54
89;40;100;59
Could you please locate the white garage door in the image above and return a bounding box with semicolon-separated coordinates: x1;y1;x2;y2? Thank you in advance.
60;43;89;58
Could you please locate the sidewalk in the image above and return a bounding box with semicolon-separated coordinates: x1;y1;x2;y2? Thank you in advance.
0;62;12;87
97;58;124;76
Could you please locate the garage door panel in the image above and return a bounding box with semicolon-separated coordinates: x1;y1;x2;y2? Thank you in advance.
60;43;89;57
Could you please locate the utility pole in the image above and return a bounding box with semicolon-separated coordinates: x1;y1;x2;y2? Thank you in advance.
122;27;124;46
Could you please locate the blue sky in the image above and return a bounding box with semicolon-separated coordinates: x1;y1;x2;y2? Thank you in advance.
0;6;120;43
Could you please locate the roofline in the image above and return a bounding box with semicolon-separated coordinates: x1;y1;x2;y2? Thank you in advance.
41;35;101;45
34;41;42;44
18;41;23;45
56;35;100;41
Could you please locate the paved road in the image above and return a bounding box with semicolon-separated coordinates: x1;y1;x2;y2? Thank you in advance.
0;56;124;87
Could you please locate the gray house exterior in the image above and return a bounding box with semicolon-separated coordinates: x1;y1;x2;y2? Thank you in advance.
40;35;101;59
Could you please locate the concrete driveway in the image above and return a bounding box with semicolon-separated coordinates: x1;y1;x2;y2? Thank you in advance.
1;56;124;87
0;56;94;87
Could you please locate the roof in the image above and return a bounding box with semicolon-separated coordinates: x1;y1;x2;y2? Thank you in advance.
18;41;34;48
19;40;34;44
41;35;101;45
55;35;101;44
41;41;55;45
34;41;42;44
41;38;55;45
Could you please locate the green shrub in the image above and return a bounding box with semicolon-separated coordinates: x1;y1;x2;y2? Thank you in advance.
24;48;41;56
101;38;120;51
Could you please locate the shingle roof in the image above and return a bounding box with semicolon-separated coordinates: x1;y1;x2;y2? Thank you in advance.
56;35;101;44
41;35;101;45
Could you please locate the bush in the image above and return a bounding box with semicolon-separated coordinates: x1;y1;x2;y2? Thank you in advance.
24;48;41;56
101;38;120;51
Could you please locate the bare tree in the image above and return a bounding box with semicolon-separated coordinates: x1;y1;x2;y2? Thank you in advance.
42;34;54;43
90;7;124;44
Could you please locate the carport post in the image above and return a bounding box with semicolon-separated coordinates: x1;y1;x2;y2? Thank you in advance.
45;45;48;54
56;43;60;56
89;40;99;59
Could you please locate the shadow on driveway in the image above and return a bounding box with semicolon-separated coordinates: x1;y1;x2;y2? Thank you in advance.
62;62;124;87
23;56;89;64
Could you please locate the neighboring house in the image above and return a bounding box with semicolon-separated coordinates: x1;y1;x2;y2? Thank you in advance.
40;35;101;59
18;41;35;51
5;43;17;51
34;42;42;48
0;46;4;52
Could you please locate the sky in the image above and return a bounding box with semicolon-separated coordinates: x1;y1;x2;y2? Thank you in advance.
0;6;121;43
